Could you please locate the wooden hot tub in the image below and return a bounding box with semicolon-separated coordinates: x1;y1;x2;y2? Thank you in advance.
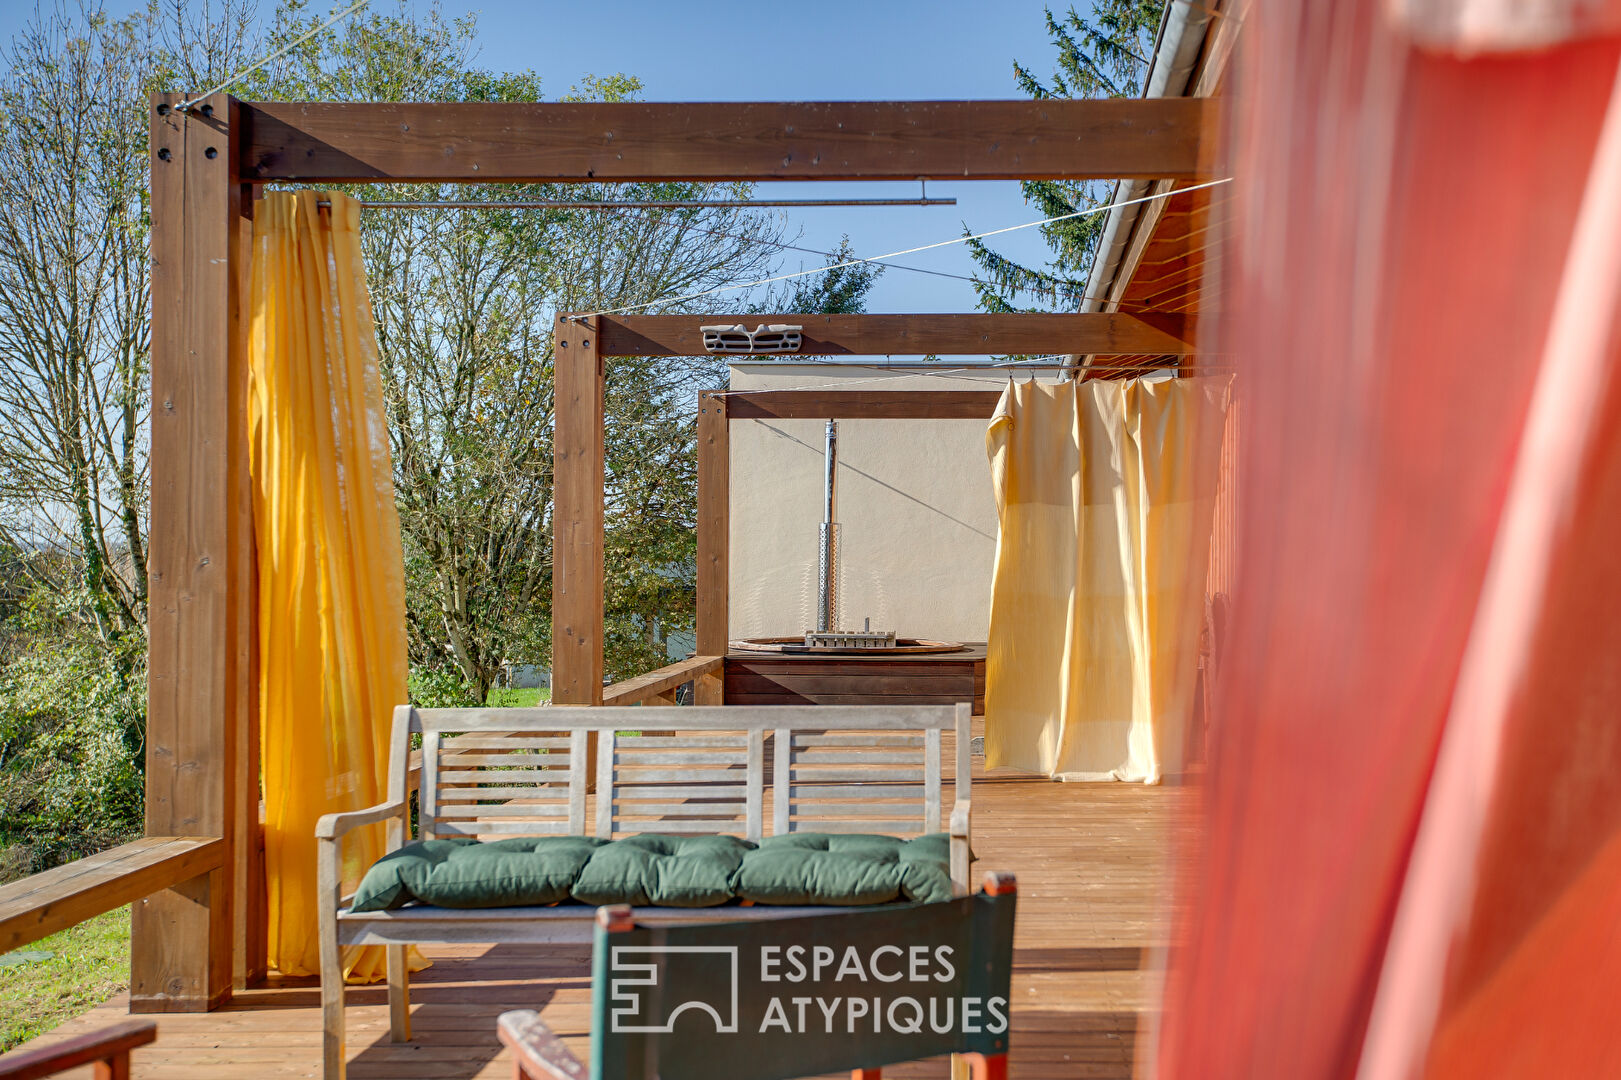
724;642;986;714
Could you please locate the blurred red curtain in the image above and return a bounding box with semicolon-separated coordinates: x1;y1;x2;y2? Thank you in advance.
1157;1;1621;1077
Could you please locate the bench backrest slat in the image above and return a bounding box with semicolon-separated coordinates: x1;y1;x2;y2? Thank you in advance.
412;723;588;841
925;727;943;833
568;729;590;833
597;730;761;840
401;704;970;843
419;731;442;838
746;729;765;841
413;705;958;731
777;724;940;835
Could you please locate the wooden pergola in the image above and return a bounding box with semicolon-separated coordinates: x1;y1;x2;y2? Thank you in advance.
107;94;1217;1013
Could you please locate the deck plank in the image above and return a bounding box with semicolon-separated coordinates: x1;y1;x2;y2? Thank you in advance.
16;742;1194;1080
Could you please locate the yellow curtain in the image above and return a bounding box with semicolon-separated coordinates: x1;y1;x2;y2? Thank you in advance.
983;376;1232;783
248;191;418;981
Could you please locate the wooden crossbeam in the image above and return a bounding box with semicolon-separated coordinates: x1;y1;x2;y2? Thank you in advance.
0;837;226;955
599;312;1192;357
239;98;1214;183
726;390;1004;420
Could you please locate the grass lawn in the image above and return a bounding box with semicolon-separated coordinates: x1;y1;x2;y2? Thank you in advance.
0;905;128;1052
485;686;550;707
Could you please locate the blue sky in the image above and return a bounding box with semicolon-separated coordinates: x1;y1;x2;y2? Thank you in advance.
482;0;1079;314
0;0;1090;314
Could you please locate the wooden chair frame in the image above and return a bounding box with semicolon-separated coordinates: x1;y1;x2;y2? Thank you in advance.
499;871;1017;1080
0;1019;157;1080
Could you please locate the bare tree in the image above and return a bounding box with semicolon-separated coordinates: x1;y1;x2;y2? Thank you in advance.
0;2;253;657
361;140;785;698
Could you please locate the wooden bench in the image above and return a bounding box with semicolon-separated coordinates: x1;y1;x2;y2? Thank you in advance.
317;703;973;1080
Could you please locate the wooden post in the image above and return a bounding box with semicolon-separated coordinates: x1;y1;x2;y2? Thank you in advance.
135;92;248;1012
695;392;728;705
552;315;605;709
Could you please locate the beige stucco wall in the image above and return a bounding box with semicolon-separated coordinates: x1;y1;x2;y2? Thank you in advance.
727;364;1006;643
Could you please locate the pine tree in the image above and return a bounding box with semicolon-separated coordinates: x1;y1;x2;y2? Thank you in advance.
966;3;1164;313
751;237;883;315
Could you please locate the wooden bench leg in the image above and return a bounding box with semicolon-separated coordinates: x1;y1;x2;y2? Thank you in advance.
321;962;344;1079
318;896;345;1079
388;944;411;1042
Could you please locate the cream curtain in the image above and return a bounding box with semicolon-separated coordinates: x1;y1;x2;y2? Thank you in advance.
983;376;1231;783
248;191;419;981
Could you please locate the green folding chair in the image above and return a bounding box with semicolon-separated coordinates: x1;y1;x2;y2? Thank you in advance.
499;872;1017;1080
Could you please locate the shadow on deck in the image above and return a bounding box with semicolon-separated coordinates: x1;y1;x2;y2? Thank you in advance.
20;776;1194;1080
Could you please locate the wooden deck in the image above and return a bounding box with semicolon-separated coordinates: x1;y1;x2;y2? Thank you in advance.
16;773;1193;1079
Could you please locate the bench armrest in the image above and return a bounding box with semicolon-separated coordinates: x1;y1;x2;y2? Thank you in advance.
949;798;972;897
316;800;409;917
499;1009;586;1080
315;799;409;840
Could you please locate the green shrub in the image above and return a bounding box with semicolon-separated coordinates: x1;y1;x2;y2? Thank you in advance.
407;665;480;708
0;638;145;879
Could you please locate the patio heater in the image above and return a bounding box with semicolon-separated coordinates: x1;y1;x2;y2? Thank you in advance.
817;419;839;635
805;419;897;650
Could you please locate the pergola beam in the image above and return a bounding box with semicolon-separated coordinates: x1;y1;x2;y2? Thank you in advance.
598;312;1194;357
239;98;1215;183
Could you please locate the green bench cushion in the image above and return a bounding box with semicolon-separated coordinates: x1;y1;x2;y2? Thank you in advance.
732;833;956;906
572;834;753;908
349;832;954;912
351;836;607;911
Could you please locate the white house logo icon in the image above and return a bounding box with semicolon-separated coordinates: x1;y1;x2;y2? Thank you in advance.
609;946;739;1034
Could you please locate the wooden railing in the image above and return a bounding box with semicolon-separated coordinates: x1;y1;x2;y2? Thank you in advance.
0;837;224;956
600;654;722;706
0;1019;156;1079
402;654;727;788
